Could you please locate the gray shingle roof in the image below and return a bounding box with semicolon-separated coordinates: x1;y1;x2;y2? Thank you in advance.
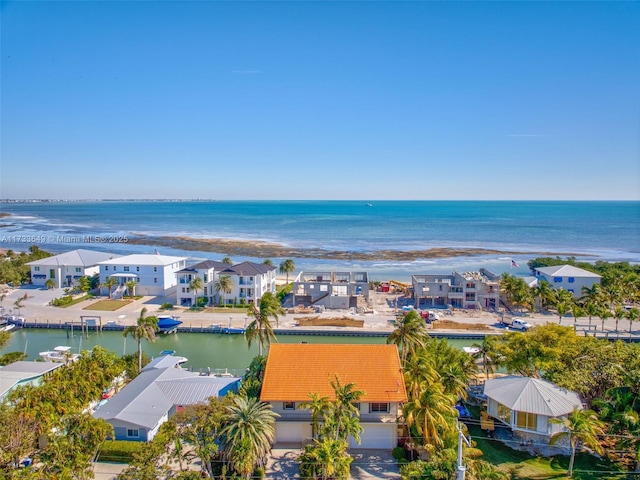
484;376;582;417
178;260;230;273
222;261;276;276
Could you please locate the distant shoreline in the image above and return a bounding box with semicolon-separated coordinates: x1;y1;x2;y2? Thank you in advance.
127;234;583;262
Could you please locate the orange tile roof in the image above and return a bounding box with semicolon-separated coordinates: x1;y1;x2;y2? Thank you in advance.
260;344;407;403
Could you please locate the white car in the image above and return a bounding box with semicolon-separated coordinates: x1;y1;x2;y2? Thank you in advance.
511;318;533;331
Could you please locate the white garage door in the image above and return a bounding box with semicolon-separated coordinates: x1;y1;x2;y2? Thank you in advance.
350;423;396;449
276;422;312;444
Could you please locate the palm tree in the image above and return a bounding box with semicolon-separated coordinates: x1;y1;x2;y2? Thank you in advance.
214;274;233;306
222;256;233;265
570;303;585;332
189;276;204;307
328;375;364;442
386;310;428;365
279;258;295;284
123;307;159;371
298;437;352;480
403;380;457;448
219;396;278;477
552;288;575;324
533;280;555;312
550;407;605;477
12;295;25;315
125;280;136;299
262;259;273;266
245;292;285;355
612;306;627;333
402;350;439;400
472;335;501;379
626;307;640;340
299;393;332;439
598;305;612;332
101;276;118;299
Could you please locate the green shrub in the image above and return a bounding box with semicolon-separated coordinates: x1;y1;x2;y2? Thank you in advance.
392;446;406;460
52;295;74;307
160;302;174;310
98;440;146;463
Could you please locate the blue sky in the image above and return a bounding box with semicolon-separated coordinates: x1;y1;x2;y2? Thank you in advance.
1;1;639;200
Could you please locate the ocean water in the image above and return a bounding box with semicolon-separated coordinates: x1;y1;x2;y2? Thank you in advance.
1;200;638;280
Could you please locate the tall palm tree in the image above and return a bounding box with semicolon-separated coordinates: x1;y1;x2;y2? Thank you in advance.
279;258;295;284
125;280;136;299
533;280;555;312
471;335;501;379
386;310;428;365
550;407;605;477
402;349;439;400
613;306;627;333
123;307;159;371
553;289;575;324
262;259;273;266
328;375;364;442
245;292;285;355
570;303;585;332
219;396;278;477
214;274;233;306
101;276;118;299
189;276;204;307
598;305;612;332
12;295;26;315
403;381;457;448
626;307;640;340
222;256;233;265
299;393;332;440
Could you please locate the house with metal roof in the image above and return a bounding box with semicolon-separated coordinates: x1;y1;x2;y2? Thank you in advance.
260;344;407;449
98;253;187;298
534;265;601;298
26;249;118;289
93;356;240;441
484;376;583;442
0;361;63;401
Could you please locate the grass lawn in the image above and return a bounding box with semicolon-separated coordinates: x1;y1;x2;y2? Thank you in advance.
201;306;250;314
83;299;133;311
467;407;627;479
55;294;95;308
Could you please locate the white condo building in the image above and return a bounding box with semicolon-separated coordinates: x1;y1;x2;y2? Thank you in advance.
98;254;187;297
534;265;602;298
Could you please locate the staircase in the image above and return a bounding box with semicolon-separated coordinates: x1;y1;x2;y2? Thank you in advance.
112;285;127;300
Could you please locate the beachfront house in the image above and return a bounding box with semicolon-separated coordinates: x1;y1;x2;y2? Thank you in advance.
291;271;370;310
484;376;583;443
98;253;187;298
0;361;63;401
176;260;230;307
27;249;118;289
217;261;277;305
412;268;500;310
260;344;407;449
534;265;601;298
93;355;240;441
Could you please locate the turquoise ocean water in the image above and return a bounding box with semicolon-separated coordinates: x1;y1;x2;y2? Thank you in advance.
1;200;638;280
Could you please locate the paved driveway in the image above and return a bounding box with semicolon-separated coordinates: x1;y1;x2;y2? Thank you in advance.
267;446;400;480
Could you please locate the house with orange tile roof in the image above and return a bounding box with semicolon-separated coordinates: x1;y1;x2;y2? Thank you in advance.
260;344;407;449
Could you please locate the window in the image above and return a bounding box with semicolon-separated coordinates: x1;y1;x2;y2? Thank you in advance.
497;403;511;423
124;266;130;272
516;411;537;431
553;277;562;283
283;402;295;410
154;267;158;272
568;277;575;283
35;266;40;271
104;266;109;271
182;287;186;293
75;267;81;273
49;269;55;279
369;403;389;413
126;429;140;438
154;278;158;284
136;266;140;272
204;287;208;294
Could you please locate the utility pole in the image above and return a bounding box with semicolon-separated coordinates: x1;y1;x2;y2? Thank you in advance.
456;421;471;480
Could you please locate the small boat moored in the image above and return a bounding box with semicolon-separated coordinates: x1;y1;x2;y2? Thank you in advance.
157;316;183;334
39;346;80;363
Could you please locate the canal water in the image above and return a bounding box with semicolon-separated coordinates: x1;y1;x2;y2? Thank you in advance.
2;329;473;376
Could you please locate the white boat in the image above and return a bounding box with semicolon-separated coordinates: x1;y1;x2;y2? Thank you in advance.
462;346;481;355
160;350;188;366
0;324;16;332
39;346;80;363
